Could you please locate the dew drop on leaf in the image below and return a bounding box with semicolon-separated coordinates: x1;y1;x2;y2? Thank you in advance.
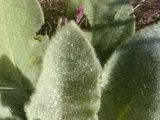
59;37;62;40
70;43;73;47
66;30;70;35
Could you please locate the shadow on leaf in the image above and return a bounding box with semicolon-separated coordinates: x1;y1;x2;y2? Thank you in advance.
98;37;160;119
0;55;34;120
93;18;134;66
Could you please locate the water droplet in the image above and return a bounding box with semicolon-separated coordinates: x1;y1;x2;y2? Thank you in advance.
66;31;70;35
55;110;58;114
55;40;58;44
70;43;73;47
57;95;60;99
62;105;65;108
37;110;41;114
43;111;47;116
44;70;47;74
100;83;104;88
70;54;73;59
54;102;58;105
49;74;54;78
85;63;89;67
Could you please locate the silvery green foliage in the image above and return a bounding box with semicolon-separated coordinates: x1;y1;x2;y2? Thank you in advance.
93;0;135;65
2;0;160;119
100;22;160;120
0;0;49;86
0;0;49;119
26;21;101;120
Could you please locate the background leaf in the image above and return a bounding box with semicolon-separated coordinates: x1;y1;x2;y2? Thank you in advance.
26;21;101;120
99;22;160;120
0;0;49;86
0;0;49;119
93;0;135;65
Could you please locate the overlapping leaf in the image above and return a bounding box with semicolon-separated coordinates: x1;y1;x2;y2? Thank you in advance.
93;0;135;65
0;0;49;119
99;22;160;120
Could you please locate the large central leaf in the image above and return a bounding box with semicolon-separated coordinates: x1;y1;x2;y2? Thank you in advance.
26;21;101;120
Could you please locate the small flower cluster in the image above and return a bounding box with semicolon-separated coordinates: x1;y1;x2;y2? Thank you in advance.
57;6;84;28
37;0;90;36
37;0;69;37
131;0;160;30
57;17;68;28
76;6;84;24
75;6;91;30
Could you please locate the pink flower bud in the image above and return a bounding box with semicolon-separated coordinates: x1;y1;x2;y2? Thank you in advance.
76;6;84;24
64;18;68;25
76;6;84;15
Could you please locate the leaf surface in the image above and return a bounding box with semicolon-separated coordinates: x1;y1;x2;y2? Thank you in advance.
93;0;135;65
99;22;160;120
26;21;101;120
0;0;49;118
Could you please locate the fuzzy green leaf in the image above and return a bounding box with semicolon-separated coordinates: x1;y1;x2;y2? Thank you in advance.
93;0;135;65
67;0;135;65
0;103;13;119
26;21;101;120
99;22;160;120
0;0;49;85
0;0;49;118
